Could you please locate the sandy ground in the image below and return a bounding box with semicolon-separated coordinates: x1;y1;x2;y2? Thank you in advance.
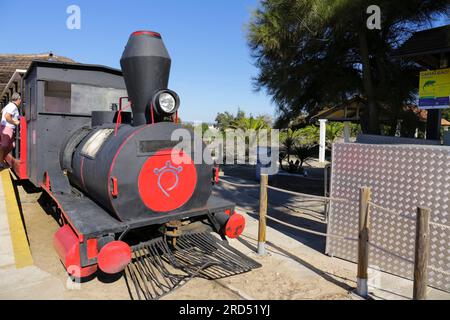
0;174;356;300
1;169;448;300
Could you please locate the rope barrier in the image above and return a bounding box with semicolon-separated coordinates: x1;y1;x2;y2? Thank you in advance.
219;177;354;203
225;178;450;284
265;214;358;241
368;202;416;221
267;185;354;204
266;185;324;198
367;243;450;276
240;202;450;277
221;179;448;235
428;266;450;276
369;202;450;231
218;178;260;188
429;222;450;231
277;175;324;182
235;206;357;242
368;242;414;264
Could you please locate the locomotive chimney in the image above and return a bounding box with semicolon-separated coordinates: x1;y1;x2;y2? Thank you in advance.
120;31;171;126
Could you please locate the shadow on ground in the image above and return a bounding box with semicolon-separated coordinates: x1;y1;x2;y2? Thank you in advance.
215;178;328;253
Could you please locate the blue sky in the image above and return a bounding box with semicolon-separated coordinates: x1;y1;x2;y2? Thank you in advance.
0;0;273;123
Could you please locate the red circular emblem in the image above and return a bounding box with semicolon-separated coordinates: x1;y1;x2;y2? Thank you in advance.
138;149;197;212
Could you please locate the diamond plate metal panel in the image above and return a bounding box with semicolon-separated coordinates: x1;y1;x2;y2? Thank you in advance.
326;143;450;292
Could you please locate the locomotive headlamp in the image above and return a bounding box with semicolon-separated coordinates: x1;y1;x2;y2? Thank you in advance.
153;89;180;115
159;93;176;113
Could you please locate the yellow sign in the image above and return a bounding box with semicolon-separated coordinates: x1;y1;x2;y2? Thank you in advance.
419;68;450;109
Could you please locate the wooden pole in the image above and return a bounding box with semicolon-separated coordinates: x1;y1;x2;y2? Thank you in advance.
357;186;371;297
319;119;327;163
413;207;431;300
257;174;268;255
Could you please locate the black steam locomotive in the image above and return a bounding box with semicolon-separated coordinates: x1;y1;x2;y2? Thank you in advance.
7;31;251;282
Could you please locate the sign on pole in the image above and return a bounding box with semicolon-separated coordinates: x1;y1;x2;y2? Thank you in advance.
419;68;450;110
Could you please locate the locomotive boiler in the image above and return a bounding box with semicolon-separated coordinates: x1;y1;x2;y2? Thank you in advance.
6;30;259;298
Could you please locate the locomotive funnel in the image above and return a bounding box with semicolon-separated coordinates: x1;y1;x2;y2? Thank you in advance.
120;31;171;126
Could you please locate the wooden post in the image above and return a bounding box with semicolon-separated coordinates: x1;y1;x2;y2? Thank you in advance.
413;207;431;300
257;174;268;255
357;187;371;297
319;119;328;163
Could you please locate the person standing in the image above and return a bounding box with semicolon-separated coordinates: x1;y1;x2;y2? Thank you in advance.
0;93;21;169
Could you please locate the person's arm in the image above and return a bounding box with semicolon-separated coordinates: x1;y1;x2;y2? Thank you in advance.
4;113;20;126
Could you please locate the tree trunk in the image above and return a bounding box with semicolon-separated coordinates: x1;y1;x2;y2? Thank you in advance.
359;29;380;135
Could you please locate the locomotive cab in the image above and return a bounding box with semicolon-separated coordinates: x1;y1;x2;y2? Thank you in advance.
5;31;252;283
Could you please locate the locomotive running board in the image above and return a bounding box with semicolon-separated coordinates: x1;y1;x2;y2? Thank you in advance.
124;232;261;300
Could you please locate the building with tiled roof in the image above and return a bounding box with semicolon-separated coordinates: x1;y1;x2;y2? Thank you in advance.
0;53;74;107
393;25;450;69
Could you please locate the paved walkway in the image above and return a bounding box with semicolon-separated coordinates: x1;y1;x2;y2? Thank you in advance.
0;171;15;269
0;169;67;300
0;169;33;269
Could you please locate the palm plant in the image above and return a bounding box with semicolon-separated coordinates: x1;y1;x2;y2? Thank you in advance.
230;116;270;131
326;122;344;147
228;115;271;163
279;128;301;164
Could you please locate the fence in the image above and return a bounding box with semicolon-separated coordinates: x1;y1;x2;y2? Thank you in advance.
218;176;450;300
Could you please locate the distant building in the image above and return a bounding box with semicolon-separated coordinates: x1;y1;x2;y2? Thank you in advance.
311;95;449;139
393;24;450;140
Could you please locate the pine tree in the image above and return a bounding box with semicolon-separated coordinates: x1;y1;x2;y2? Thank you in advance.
248;0;449;134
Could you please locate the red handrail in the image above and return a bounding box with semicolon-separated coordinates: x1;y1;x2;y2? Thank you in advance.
119;97;129;111
150;103;155;124
115;102;132;136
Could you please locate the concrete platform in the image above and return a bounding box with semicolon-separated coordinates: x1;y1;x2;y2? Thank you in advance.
0;169;33;270
0;169;64;300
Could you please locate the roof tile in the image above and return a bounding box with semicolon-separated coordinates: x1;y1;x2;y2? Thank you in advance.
0;53;74;95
